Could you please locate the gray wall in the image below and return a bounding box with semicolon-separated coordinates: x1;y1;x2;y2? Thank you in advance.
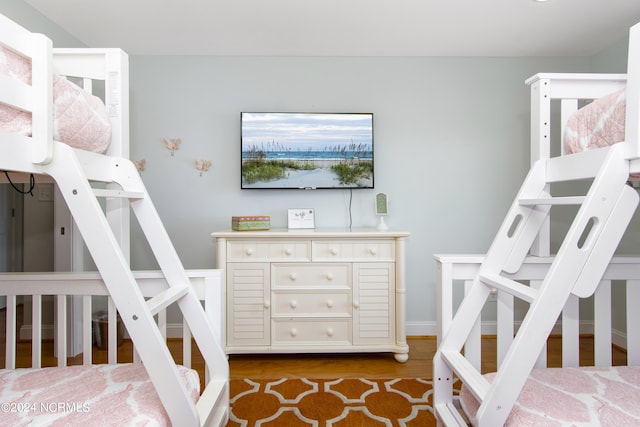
2;1;631;334
0;0;84;48
128;55;594;333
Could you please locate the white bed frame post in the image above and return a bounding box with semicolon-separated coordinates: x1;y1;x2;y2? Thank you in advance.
625;23;640;161
30;34;54;165
104;48;130;259
528;77;551;258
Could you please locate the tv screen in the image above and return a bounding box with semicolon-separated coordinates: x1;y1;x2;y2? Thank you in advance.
241;112;374;189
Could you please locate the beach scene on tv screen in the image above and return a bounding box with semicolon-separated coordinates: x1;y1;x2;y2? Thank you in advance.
241;113;373;189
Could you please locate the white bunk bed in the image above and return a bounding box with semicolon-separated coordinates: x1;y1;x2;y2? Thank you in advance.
434;21;640;426
0;13;228;426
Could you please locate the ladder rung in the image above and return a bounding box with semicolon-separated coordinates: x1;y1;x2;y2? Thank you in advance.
519;196;585;206
434;402;468;427
146;285;189;315
479;273;538;303
93;188;145;199
441;349;489;403
197;379;228;426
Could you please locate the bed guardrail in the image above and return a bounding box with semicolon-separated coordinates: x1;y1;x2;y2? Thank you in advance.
0;269;223;371
435;254;640;371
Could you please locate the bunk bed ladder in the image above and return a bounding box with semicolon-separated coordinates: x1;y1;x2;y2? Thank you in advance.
433;143;638;426
47;144;229;427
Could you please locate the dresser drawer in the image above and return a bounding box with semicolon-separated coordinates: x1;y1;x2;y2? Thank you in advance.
312;240;395;261
227;240;311;262
272;319;352;345
272;263;350;288
272;291;351;317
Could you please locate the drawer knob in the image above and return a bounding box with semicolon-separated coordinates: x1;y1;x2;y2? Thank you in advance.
353;301;360;308
245;248;254;256
326;328;334;337
326;299;334;308
369;247;377;255
289;273;297;281
290;328;298;337
326;273;334;281
264;301;270;309
330;248;338;255
290;300;297;309
285;248;293;256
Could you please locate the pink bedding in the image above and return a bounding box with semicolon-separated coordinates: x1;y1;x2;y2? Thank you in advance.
564;88;626;154
459;366;640;426
0;363;200;426
0;46;111;153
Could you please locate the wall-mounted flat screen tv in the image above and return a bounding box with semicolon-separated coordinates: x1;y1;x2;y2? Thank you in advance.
241;112;374;189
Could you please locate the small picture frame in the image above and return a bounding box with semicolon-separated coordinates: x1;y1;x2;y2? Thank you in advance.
288;208;315;229
375;193;388;215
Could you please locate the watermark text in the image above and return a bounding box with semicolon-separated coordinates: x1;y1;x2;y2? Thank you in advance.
1;401;90;414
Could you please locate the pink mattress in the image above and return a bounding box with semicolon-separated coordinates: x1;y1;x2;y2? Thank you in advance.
459;366;640;426
564;88;626;154
0;363;200;426
0;46;111;153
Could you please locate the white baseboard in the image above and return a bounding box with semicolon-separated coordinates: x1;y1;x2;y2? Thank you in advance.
406;321;436;336
20;324;55;341
406;320;500;337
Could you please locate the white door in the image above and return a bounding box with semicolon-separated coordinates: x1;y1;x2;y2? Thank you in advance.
0;185;9;308
54;186;85;356
0;185;10;273
0;184;22;308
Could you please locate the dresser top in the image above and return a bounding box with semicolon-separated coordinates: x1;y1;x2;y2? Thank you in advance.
211;228;410;239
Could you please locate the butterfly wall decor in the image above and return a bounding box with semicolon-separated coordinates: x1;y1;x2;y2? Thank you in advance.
164;137;182;156
133;159;146;172
195;159;212;176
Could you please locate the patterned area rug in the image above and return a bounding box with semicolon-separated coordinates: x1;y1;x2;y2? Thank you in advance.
227;378;437;426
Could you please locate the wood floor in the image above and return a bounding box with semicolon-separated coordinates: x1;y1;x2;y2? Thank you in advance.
228;337;434;380
226;334;627;379
1;306;627;382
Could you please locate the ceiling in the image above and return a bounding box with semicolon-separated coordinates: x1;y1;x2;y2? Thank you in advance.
24;0;640;57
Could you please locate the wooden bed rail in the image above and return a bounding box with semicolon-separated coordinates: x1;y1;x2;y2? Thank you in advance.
435;254;640;371
0;269;223;370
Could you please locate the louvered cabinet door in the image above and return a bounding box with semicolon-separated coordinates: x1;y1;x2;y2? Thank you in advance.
226;263;270;350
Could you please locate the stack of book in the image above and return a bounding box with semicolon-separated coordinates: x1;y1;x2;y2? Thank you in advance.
231;216;270;231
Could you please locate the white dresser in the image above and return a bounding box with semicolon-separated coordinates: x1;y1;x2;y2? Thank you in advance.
211;228;410;362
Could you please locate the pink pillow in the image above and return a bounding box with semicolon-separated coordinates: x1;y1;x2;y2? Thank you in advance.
564;88;626;154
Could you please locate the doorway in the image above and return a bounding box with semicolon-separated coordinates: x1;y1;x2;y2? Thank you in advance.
0;183;24;309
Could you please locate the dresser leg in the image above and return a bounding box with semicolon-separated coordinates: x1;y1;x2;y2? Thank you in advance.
394;352;409;363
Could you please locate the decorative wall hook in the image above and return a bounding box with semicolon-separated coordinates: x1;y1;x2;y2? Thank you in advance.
164;137;182;156
195;159;212;176
133;159;146;172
